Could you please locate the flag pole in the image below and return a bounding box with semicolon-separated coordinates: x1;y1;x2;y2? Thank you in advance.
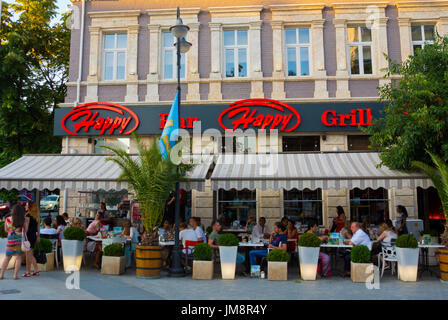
169;6;185;277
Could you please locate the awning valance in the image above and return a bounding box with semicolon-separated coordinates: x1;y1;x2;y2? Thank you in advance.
0;154;209;192
211;152;433;191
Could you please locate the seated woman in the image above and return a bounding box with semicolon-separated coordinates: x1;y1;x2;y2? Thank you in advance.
376;219;397;245
339;220;352;240
71;217;85;230
85;213;103;269
249;222;287;268
305;221;331;278
286;219;298;252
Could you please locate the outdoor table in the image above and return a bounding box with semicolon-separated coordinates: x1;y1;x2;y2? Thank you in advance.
320;243;353;277
418;244;445;278
238;241;266;272
87;235;128;249
222;229;247;234
159;241;175;246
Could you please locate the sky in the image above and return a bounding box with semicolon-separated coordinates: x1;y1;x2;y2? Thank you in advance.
3;0;72;18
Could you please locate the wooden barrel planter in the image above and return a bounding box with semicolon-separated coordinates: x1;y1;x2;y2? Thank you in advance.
136;245;163;279
439;248;448;281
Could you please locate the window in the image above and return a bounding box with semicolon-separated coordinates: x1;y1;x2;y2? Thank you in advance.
412;25;435;54
348;135;372;151
347;26;372;75
217;189;256;228
282;136;320;152
163;32;186;79
224;30;248;78
285;28;311;76
94;138;130;154
221;136;256;154
350;188;389;225
103;33;127;81
284;189;323;225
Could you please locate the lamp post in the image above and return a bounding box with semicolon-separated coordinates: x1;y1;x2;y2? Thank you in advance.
168;7;191;277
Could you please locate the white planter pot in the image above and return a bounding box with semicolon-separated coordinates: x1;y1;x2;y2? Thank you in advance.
298;246;320;280
62;239;84;272
0;238;16;270
396;247;419;282
219;246;237;280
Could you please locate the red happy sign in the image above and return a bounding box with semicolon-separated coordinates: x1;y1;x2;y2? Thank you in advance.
218;99;301;132
61;102;140;136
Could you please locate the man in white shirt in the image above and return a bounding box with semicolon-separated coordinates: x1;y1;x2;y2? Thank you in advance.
344;222;372;275
252;217;271;240
189;217;207;243
179;222;198;254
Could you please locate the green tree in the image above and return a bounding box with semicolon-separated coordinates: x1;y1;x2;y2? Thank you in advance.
104;135;193;246
363;35;448;171
0;0;70;168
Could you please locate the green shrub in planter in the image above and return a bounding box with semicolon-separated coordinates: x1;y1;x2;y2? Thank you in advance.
266;249;290;262
63;226;86;241
103;243;124;257
0;221;7;238
217;233;238;246
396;234;418;248
193;243;212;261
350;245;371;263
34;238;53;253
298;233;321;247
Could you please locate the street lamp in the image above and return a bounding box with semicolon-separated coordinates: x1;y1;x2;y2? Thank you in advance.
169;6;191;278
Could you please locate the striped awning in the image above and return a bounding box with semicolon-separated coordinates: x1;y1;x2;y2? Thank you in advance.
0;154;210;192
211;152;433;190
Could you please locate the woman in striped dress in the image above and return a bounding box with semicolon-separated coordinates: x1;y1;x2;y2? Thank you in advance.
0;205;27;280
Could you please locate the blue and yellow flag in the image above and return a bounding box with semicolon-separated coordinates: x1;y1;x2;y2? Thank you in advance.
159;90;179;159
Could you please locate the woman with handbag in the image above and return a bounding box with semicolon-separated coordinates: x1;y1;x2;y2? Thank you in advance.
0;205;28;280
23;201;40;277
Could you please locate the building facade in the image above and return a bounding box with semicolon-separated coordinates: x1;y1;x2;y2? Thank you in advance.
57;0;448;229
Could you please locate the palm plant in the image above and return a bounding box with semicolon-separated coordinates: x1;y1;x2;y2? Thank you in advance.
104;134;192;246
412;151;448;246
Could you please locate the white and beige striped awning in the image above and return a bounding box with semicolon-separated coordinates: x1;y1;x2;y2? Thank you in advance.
211;152;433;191
0;154;210;192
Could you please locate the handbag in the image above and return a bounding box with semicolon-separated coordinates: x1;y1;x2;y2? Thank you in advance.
21;230;31;252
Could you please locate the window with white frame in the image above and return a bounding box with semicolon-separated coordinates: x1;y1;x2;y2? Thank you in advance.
285;28;311;76
412;25;435;54
103;33;127;81
224;29;248;78
347;26;372;75
163;32;186;79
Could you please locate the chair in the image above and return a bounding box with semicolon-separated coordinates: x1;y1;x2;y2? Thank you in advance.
377;243;398;278
287;237;298;266
183;240;201;270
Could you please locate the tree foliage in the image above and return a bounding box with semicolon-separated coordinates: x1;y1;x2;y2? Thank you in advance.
104;134;194;246
0;0;70;167
363;35;448;170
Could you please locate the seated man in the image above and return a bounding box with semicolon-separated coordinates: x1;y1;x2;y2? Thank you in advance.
179;222;198;267
252;217;271;240
249;222;287;268
189;217;207;243
343;222;372;276
40;217;58;238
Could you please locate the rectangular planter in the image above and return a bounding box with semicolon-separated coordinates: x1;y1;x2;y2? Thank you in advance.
101;256;126;275
62;239;84;272
298;246;320;281
193;260;214;280
396;247;419;282
351;262;373;283
219;246;237;280
268;261;288;281
38;252;55;272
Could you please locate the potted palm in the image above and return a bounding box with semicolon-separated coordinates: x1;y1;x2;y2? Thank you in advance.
192;243;213;280
102;243;126;275
350;245;373;283
266;249;289;281
35;238;54;272
298;233;321;280
104;135;192;279
412;151;448;282
217;233;239;280
62;226;86;272
396;234;419;282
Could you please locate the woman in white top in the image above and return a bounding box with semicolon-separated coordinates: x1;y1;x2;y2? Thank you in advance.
377;219;398;245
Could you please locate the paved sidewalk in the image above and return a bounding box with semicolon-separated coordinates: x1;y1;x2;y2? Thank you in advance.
0;267;447;300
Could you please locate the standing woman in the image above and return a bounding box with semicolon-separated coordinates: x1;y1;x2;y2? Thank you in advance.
0;205;28;280
23;201;40;277
332;206;346;233
396;205;408;235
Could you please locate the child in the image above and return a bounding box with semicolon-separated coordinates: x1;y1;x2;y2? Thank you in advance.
0;205;28;280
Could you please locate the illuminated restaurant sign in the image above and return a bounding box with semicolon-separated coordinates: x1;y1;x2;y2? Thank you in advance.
55;99;384;136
